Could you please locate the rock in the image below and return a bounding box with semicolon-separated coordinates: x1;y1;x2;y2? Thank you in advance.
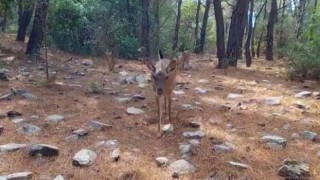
135;74;147;84
132;94;145;100
293;102;307;109
295;91;312;98
17;123;41;136
7;111;22;118
72;128;89;137
195;87;208;94
125;76;136;84
155;157;169;167
197;79;209;83
227;161;249;169
291;133;300;140
82;59;93;67
169;159;196;175
30;115;39;120
110;148;121;162
312;92;320;97
0;176;6;180
21;92;37;99
116;97;131;104
47;115;65;123
278;159;310;180
300;131;317;141
65;134;79;142
162;124;174;133
88;120;112;130
189;139;200;146
11;118;24;124
283;123;291;130
265;97;281;105
73;149;97;166
173;90;185;95
96;140;119;150
183;130;205;139
186;121;201;128
53;175;65;180
312;135;320;143
29;144;59;157
261;135;287;149
138;83;148;88
181;104;194;110
0;143;27;153
227;93;243;100
213;143;235;153
179;143;192;155
5;172;33;180
127;107;145;115
0;93;12;101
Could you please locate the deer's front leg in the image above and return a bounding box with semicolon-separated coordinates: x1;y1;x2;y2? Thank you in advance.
156;96;162;137
164;96;167;114
168;94;173;123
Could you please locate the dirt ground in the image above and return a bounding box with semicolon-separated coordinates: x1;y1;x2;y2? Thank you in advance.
1;34;320;180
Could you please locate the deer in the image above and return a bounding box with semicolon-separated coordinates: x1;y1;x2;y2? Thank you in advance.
146;57;178;137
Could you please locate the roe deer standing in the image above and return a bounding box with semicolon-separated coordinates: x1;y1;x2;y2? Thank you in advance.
146;58;177;137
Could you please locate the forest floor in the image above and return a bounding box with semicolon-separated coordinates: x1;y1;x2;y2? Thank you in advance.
1;33;320;180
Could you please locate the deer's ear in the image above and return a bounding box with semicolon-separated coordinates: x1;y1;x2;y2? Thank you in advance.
166;60;177;73
145;59;155;72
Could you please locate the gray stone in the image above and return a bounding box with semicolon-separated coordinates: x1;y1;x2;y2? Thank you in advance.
0;93;12;101
96;140;119;150
53;175;65;180
312;92;320;97
295;91;312;98
127;107;145;115
132;94;145;100
179;143;192;155
125;76;136;84
300;131;317;141
135;74;147;84
21;92;37;99
29;144;59;157
110;148;121;162
173;90;185;95
5;172;33;180
88;120;112;130
155;157;169;167
261;135;287;149
213;143;235;153
183;130;205;139
283;123;291;130
0;176;6;180
30;115;39;120
189;139;200;146
227;161;249;169
169;159;196;175
181;104;194;110
72;128;88;137
162;124;174;133
0;72;9;81
116;97;131;104
11;118;24;124
265;97;281;105
195;87;208;94
17;123;41;136
65;134;79;142
293;102;307;109
278;159;310;179
47;115;65;123
82;59;93;67
227;93;243;100
0;143;27;153
73;149;97;166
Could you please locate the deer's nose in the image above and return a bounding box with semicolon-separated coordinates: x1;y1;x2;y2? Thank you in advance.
157;88;163;95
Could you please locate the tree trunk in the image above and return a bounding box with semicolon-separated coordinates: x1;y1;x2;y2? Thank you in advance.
16;0;35;42
213;0;226;69
25;0;49;58
141;0;150;57
226;0;250;67
257;28;264;58
0;10;8;32
295;0;307;39
198;0;211;54
265;0;277;61
149;0;160;61
172;0;182;52
278;0;286;49
252;0;267;57
245;0;254;67
194;0;201;53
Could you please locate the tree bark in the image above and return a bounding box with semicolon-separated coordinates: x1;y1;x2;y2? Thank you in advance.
194;0;201;53
141;0;150;57
213;0;226;69
172;0;182;52
226;0;250;67
16;0;35;42
149;0;160;61
278;0;286;49
198;0;211;54
245;0;254;67
0;9;8;32
252;0;267;57
265;0;277;61
257;27;264;58
25;0;49;58
295;0;307;39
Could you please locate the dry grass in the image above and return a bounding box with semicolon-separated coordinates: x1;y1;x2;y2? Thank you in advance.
1;34;320;179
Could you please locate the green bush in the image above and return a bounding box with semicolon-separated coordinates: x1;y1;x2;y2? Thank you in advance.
118;36;139;59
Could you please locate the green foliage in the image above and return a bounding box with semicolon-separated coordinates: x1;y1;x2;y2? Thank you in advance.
118;36;139;59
